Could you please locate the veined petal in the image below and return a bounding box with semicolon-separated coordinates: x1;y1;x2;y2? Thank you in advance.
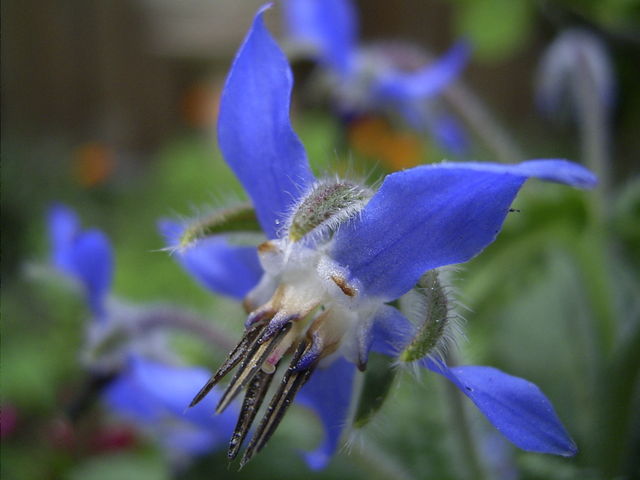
331;160;596;300
284;0;357;76
374;41;470;101
425;360;578;456
160;220;262;300
296;357;356;470
218;6;315;238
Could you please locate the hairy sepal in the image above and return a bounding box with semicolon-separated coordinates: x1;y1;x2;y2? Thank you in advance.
400;270;454;362
178;203;262;250
287;179;373;242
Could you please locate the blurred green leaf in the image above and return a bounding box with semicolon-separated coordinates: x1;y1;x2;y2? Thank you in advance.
67;452;169;480
454;0;534;60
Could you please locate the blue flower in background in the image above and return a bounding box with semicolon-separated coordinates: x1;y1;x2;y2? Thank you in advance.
103;355;237;460
283;0;470;154
165;6;595;469
536;28;614;121
49;204;113;320
47;204;235;459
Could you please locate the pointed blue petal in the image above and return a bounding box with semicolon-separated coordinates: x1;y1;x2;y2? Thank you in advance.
159;220;262;300
425;360;578;456
284;0;357;76
331;160;596;300
374;41;470;102
218;6;315;238
296;357;356;469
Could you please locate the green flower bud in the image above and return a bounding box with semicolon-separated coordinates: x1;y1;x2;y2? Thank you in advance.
288;180;373;242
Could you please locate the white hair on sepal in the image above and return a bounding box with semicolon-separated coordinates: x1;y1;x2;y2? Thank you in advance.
343;407;392;456
343;375;400;456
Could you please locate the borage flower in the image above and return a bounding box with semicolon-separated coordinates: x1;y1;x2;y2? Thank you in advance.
165;6;595;470
47;205;236;461
284;0;470;154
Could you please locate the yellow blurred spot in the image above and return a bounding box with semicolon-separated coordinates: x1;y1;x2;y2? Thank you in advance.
348;117;425;170
72;142;115;188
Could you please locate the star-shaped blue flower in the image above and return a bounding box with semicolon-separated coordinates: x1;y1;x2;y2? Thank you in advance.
47;204;236;459
164;6;595;469
283;0;470;153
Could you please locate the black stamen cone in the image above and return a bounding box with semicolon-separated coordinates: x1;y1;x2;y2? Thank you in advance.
227;369;275;460
216;321;292;414
189;319;268;408
239;339;317;468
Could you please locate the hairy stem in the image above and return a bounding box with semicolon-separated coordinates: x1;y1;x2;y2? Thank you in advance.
444;82;525;164
351;436;416;480
442;350;490;480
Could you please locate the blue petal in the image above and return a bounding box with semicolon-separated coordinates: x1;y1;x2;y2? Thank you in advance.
296;357;356;469
284;0;357;76
218;6;315;238
47;204;113;317
103;357;235;455
394;103;469;154
126;356;237;433
103;371;165;422
71;230;113;318
427;114;468;155
358;305;415;365
331;160;596;300
48;204;80;272
425;360;578;456
159;220;263;300
374;41;470;102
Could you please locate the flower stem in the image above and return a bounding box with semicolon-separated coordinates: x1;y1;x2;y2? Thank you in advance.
350;436;416;480
571;48;616;353
442;350;490;480
572;52;611;218
444;82;525;164
136;307;236;350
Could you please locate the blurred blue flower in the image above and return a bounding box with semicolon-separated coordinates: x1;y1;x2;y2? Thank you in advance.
47;204;235;459
103;355;237;461
164;6;595;469
48;204;113;320
283;0;470;153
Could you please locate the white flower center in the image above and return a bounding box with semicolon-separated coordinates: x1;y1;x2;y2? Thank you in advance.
244;238;379;369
